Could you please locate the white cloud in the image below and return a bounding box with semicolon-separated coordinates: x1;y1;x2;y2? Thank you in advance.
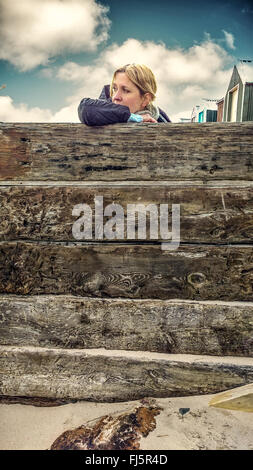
56;62;113;101
0;0;110;71
48;103;79;122
0;95;80;123
237;62;253;82
0;96;53;122
222;30;236;50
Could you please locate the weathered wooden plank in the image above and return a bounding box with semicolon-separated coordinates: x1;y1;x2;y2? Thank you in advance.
0;295;252;356
0;123;253;181
0;346;252;401
1;180;253;187
0;242;253;301
1;185;253;243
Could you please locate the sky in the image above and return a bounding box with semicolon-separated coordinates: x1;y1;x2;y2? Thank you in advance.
0;0;252;123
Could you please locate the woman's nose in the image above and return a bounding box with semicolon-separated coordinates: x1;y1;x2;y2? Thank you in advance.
113;90;122;100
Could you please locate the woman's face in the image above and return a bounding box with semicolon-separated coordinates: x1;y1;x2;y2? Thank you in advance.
112;72;150;113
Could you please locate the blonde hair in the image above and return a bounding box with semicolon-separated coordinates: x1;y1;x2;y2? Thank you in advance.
110;64;157;103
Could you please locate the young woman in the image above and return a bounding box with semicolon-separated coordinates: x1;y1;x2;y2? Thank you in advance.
78;64;171;126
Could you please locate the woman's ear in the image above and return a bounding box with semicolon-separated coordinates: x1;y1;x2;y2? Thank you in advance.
141;92;152;109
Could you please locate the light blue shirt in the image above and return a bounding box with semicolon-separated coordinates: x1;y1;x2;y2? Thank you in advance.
127;113;143;123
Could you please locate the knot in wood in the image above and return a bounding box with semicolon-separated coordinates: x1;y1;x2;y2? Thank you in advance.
211;228;225;238
187;272;207;287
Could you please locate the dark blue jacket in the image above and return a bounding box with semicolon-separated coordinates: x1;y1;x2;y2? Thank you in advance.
78;85;171;126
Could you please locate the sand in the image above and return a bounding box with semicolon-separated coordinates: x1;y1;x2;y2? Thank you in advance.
0;393;252;450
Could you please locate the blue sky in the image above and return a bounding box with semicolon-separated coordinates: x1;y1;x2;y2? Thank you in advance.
0;0;252;122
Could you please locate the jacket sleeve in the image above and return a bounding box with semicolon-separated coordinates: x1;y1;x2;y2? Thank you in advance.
78;98;131;126
158;107;171;123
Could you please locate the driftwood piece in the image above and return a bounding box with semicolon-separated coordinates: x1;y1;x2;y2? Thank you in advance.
50;400;161;450
0;295;252;356
1;184;253;243
0;241;253;301
0;123;253;181
1;346;253;401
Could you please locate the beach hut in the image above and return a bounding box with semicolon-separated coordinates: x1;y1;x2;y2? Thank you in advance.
191;103;217;122
223;64;253;122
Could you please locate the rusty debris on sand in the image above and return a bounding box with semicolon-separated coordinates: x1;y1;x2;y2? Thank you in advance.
50;400;162;450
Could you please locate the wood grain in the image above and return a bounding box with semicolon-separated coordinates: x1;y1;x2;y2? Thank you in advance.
0;241;253;301
1;122;253;181
0;295;252;356
1;346;253;401
1;184;253;243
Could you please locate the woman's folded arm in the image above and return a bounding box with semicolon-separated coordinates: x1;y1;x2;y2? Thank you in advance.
78;98;131;126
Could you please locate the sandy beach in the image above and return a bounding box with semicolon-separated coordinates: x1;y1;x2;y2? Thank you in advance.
0;393;252;451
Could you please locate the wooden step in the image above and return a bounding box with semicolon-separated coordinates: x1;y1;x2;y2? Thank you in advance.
0;295;252;356
1;242;253;301
1;122;253;181
1;183;253;243
1;345;253;402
